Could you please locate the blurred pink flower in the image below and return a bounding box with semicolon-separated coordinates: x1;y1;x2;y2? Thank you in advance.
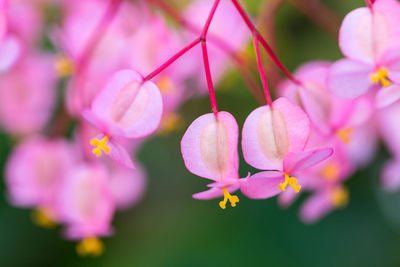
0;54;56;135
5;137;77;220
328;0;400;105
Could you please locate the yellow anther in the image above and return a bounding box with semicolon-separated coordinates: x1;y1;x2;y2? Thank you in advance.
76;237;104;257
320;162;340;182
336;127;353;144
54;55;74;78
31;207;57;228
90;136;110;157
329;185;349;208
279;173;301;193
370;67;391;87
219;187;239;209
157;76;177;94
159;113;184;135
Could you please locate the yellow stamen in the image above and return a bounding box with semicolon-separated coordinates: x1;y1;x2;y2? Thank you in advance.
329;185;349;208
336;128;353;144
90;136;110;157
279;173;301;193
370;67;391;87
159;113;184;135
31;207;56;228
157;76;177;94
76;237;104;257
320;162;340;182
54;55;74;78
219;187;239;209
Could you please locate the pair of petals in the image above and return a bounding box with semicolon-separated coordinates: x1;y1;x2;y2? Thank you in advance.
241;149;333;199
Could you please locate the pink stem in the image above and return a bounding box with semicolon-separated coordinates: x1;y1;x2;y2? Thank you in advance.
200;0;221;38
201;42;219;115
230;0;301;85
144;38;201;81
253;36;272;106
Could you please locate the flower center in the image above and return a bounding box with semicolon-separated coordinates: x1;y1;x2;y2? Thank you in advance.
329;186;349;208
90;135;110;157
157;76;177;94
31;207;56;228
336;127;353;144
279;173;301;193
76;237;104;257
370;67;391;87
54;55;74;77
219;187;239;209
320;163;340;181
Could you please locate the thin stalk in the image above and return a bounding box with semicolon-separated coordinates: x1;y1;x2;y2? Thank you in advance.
201;42;218;115
253;36;272;106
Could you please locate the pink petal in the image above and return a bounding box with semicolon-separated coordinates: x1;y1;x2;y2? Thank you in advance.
91;69;163;138
328;59;374;99
192;184;240;200
376;84;400;109
299;192;332;224
240;171;284;199
278;189;299;208
109;161;146;210
106;136;135;170
283;148;333;175
181;111;239;183
0;35;20;73
378;101;400;156
381;158;400;192
242;97;310;170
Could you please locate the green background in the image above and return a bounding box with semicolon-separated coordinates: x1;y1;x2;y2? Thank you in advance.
1;0;400;266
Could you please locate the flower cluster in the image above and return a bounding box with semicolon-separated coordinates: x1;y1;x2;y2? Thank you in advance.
1;0;400;256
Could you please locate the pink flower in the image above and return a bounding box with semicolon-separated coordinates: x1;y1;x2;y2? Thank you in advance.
328;0;400;105
299;185;349;224
181;111;246;209
0;54;56;135
83;69;163;169
0;0;7;41
5;137;77;221
58;163;115;240
240;97;333;199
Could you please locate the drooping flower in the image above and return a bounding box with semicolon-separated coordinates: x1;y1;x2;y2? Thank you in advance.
5;137;77;226
328;0;400;107
240;97;333;199
181;111;246;209
83;69;163;169
57;163;115;257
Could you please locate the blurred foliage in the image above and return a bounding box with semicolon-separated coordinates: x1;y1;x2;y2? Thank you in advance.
1;0;400;266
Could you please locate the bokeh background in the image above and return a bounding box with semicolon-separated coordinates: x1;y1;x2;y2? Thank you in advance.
1;0;400;266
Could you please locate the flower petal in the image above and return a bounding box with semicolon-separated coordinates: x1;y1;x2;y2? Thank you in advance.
328;59;374;98
91;69;163;138
242;97;310;170
376;84;400;109
107;137;135;170
0;35;20;73
381;158;400;192
299;192;332;224
192;184;240;200
284;148;333;175
240;171;284;199
181;111;239;183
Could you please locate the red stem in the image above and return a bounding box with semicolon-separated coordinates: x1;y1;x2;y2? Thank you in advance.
144;38;201;81
200;0;221;38
201;42;219;115
230;0;301;85
253;36;272;106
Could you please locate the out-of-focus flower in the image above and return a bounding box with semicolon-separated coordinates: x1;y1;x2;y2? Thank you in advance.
328;0;400;106
5;137;77;226
58;163;115;257
83;69;163;169
240;97;333;199
0;54;56;135
181;111;246;209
